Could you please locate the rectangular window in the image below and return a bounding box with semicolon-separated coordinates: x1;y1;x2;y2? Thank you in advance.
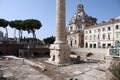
94;35;96;40
85;36;88;40
90;35;92;40
115;25;119;29
90;44;92;48
102;34;105;39
89;30;91;33
70;26;73;31
98;34;100;40
102;28;105;31
108;33;111;40
116;33;120;38
108;26;111;31
94;29;96;33
93;44;96;48
102;44;106;48
107;44;111;48
98;29;101;32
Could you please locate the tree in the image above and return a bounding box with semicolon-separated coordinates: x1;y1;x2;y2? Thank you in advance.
23;19;42;39
23;19;42;47
9;20;17;39
14;20;24;39
43;36;55;45
9;20;24;40
9;19;42;46
0;18;9;38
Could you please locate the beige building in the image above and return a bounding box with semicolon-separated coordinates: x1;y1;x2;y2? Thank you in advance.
67;3;120;49
84;17;120;48
67;3;97;48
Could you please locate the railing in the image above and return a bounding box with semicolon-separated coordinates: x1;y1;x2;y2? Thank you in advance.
107;48;120;57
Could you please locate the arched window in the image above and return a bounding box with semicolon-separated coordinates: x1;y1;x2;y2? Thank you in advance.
86;43;88;48
75;40;77;44
70;26;73;31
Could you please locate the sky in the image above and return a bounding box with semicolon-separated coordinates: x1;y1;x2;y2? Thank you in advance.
0;0;120;40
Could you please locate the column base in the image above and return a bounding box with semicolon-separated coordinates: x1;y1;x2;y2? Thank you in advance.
46;43;71;66
45;60;70;66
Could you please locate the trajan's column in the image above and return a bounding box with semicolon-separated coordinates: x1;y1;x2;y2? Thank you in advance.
47;0;70;65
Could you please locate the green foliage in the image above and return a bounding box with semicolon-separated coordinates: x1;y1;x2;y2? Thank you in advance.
9;19;42;31
0;18;9;37
23;19;42;33
1;18;42;45
43;36;55;45
0;18;9;28
110;64;120;80
9;20;23;30
9;19;42;39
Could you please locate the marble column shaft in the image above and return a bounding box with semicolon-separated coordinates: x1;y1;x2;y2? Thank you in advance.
55;0;66;44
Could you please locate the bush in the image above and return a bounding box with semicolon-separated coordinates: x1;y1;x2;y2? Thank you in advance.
110;64;120;80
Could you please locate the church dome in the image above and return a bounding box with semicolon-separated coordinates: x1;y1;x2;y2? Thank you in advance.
0;31;3;37
70;3;86;23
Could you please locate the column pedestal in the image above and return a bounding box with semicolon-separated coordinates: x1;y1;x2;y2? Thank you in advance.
47;44;70;66
46;0;70;66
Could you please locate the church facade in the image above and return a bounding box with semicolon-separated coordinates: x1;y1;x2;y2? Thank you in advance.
67;3;120;48
67;3;97;48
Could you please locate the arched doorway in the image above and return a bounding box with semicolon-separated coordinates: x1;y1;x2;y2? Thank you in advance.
70;38;73;47
86;42;88;48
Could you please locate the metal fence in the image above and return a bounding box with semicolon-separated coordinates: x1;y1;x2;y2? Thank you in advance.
108;48;120;57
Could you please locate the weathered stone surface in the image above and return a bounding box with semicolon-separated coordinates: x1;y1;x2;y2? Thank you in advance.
106;57;120;80
47;0;70;66
0;57;52;80
48;44;70;65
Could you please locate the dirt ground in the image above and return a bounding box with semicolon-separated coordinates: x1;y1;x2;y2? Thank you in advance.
0;56;106;80
0;57;52;80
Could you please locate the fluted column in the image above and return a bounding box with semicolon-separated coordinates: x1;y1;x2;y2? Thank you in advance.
54;0;66;44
